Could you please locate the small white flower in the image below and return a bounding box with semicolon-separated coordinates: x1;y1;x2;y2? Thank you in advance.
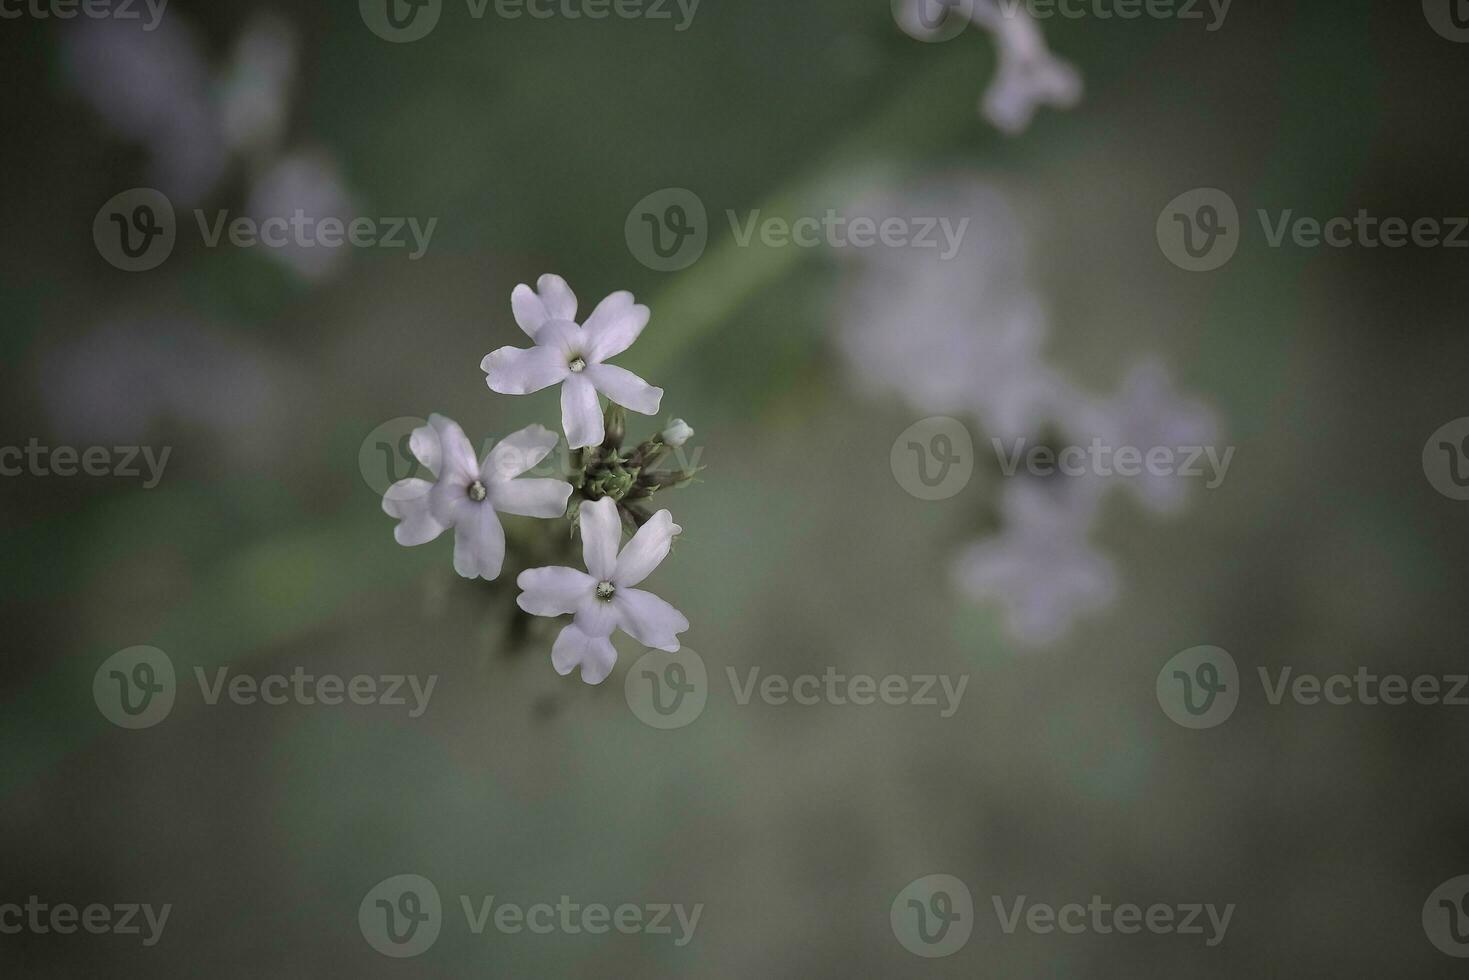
897;0;1082;134
971;1;1083;135
516;497;689;684
1073;359;1220;515
661;419;694;448
482;275;663;449
954;478;1115;646
382;415;572;581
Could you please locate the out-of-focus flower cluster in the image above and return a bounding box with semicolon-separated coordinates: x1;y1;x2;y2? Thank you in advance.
61;12;353;280
834;176;1219;645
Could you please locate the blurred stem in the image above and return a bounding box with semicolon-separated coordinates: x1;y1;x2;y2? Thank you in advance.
625;45;982;377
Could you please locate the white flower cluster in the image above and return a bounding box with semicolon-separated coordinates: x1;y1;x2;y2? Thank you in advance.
835;178;1218;645
383;276;691;683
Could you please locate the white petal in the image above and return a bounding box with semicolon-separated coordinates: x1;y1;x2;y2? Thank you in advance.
583;291;650;363
451;504;505;581
550;624;618;685
408;423;442;478
483;423;558;482
536;274;578;322
424;414;478;483
516;566;596;617
613;588;688;652
382;479;445;546
510;283;548;339
533;318;584;359
574;594;619;638
578;496;621;580
613;509;681;587
490;477;572;518
482;344;569;396
560;373;603;449
585;363;662;416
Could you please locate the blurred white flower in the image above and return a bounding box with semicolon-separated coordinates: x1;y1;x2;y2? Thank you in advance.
217;12;299;161
833;177;1065;441
953;477;1116;645
898;0;1082;134
1071;359;1221;515
969;1;1083;134
383;416;572;581
517;497;689;684
38;318;290;456
246;150;356;281
60;16;226;202
63;11;358;283
482;275;663;449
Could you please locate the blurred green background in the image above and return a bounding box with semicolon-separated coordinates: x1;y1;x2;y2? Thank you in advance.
4;0;1469;975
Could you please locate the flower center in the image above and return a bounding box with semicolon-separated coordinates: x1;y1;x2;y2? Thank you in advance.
568;356;587;373
595;581;615;601
467;480;487;502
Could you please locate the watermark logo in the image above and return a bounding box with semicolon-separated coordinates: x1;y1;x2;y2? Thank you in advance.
1156;645;1238;729
360;0;443;41
1162;189;1469;271
624;649;707;729
625;188;707;271
1424;0;1469;42
891;874;973;957
891;417;974;500
360;874;443;958
96;188;436;269
893;0;976;42
94;188;175;272
93;646;176;730
1425;875;1469;957
360;416;430;496
1157;188;1240;272
1423;417;1469;500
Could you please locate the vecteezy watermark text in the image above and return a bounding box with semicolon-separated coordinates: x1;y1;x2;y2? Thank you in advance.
0;898;171;947
993;437;1233;488
623;188;972;271
0;440;170;488
358;875;701;958
93;647;439;729
623;650;968;729
727;667;967;717
360;0;699;43
997;0;1232;30
890;875;1235;958
1158;188;1469;271
727;210;969;259
93;188;436;272
1157;646;1469;729
0;0;167;28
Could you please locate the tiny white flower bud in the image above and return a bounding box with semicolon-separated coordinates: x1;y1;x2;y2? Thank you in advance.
662;419;693;448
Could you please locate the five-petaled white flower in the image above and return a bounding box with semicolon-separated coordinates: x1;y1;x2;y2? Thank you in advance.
516;496;689;684
481;274;663;450
382;414;572;581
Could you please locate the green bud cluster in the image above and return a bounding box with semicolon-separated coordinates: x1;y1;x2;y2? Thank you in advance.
568;403;702;530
